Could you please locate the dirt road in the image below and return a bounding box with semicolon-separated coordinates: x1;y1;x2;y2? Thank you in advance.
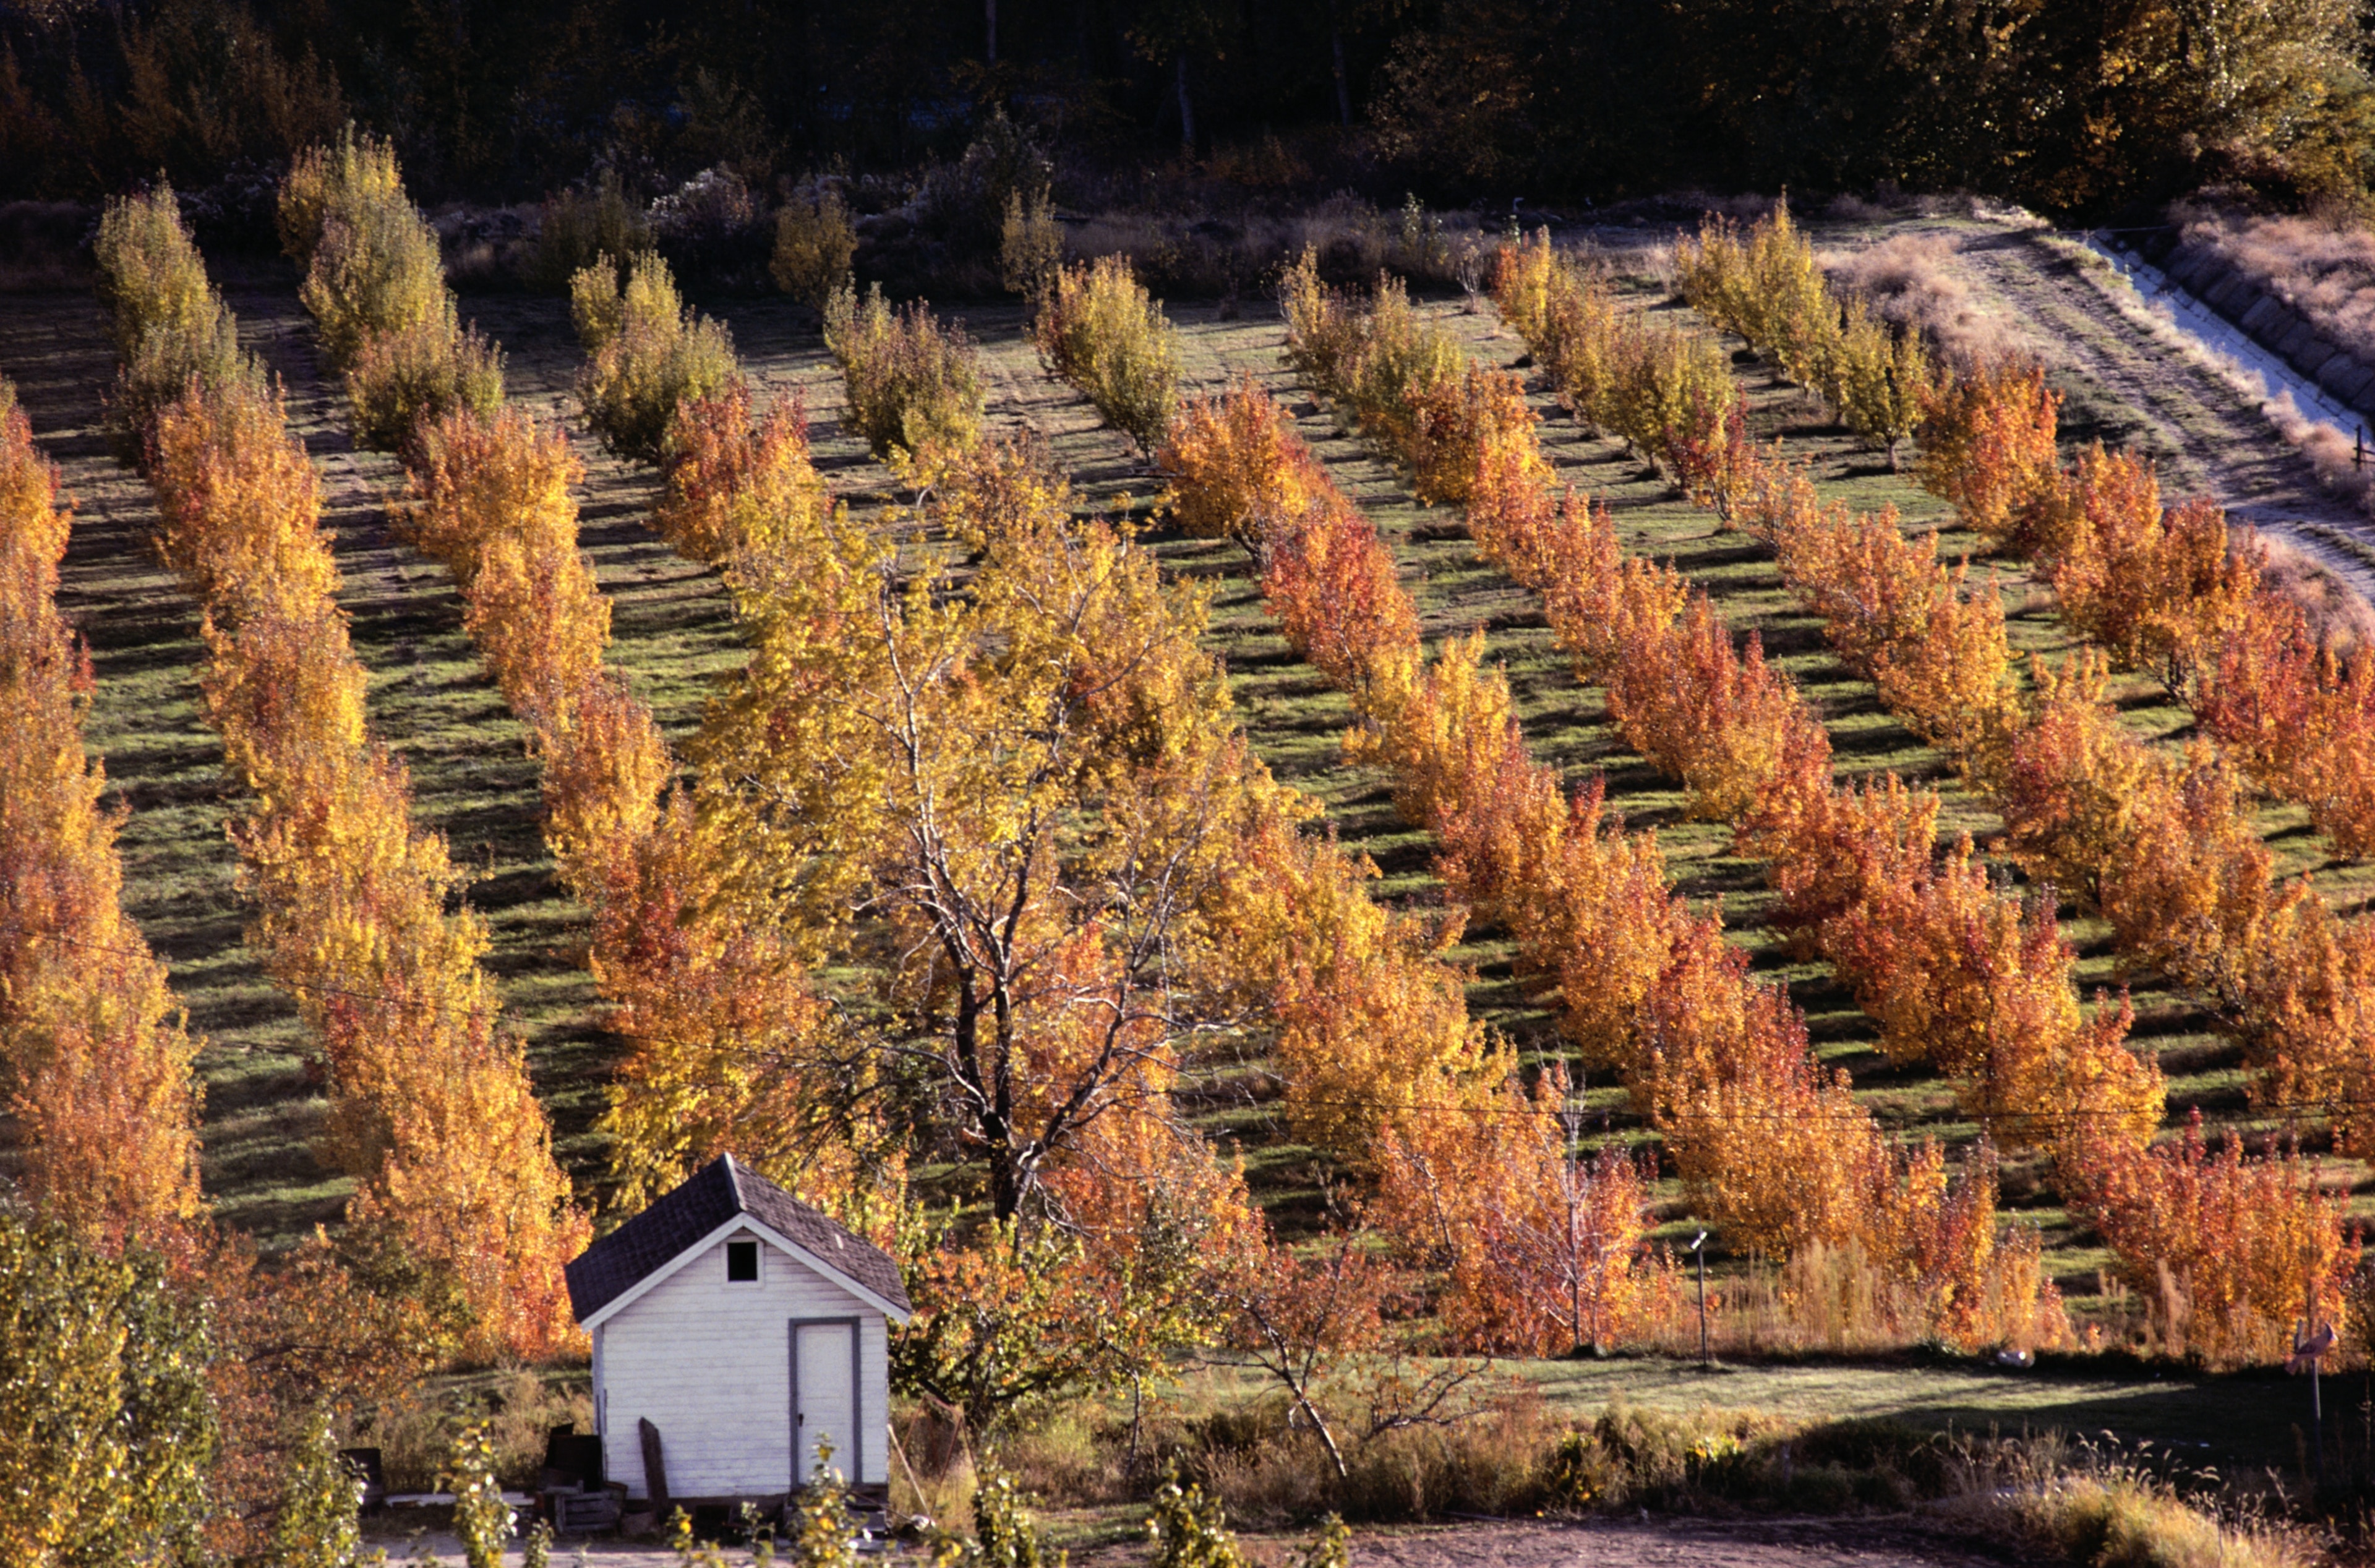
382;1514;2024;1567
1600;206;2375;606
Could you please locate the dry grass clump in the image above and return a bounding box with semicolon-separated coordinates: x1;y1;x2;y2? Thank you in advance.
1946;1436;2313;1568
2178;206;2375;367
570;252;742;462
822;278;985;461
1034;254;1180;451
1825;233;2014;369
2253;528;2375;653
349;1369;594;1492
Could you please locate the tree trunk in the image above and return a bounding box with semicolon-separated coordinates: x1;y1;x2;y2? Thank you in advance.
1293;1384;1348;1480
1175;55;1197;152
986;1134;1022;1222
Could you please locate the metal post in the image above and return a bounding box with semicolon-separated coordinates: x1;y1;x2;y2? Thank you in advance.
2310;1274;2325;1486
1691;1230;1710;1368
2357;427;2365;471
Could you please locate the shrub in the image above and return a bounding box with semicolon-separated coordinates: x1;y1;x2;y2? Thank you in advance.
520;170;650;293
572;252;742;462
1405;365;1540;506
1345;272;1463;455
1277;247;1462;461
2061;1115;2356;1368
1278;246;1371;404
1915;361;2061;544
769;184;857;307
998;191;1063;298
444;1424;514;1568
1491;232;1621;432
1820;300;1935;467
344;301;504;451
270;1407;367;1568
276;124;404;270
1158;374;1326;547
92;186;261;457
656;383;813;564
822;278;984;461
297;194;447;367
1033;255;1179;450
1604;323;1739;472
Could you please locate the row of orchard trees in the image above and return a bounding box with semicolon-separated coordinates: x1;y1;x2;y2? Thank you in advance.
1625;208;2375;1140
266;134;871;1232
90;174;588;1364
544;236;1697;1408
1474;217;2364;1360
0;367;453;1558
1159;367;2063;1357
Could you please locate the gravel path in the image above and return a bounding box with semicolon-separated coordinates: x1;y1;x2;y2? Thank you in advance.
1947;222;2375;602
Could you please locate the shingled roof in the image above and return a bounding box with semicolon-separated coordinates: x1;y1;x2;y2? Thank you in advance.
565;1154;912;1323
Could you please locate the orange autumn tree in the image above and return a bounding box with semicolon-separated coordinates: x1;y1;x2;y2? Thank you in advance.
1914;361;2063;545
2023;446;2259;696
0;383;205;1241
1372;1072;1668;1355
2061;1116;2359;1365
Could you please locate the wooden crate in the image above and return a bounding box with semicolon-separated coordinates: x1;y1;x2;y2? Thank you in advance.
552;1489;622;1535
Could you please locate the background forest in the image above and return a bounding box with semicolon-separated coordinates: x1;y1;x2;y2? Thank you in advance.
5;0;2375;221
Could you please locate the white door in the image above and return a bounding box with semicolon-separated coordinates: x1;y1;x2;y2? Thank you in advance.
792;1321;858;1484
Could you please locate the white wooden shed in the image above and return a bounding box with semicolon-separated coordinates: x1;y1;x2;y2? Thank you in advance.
564;1154;912;1504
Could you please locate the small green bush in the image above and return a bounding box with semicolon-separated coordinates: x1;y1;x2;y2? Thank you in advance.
769;185;857;307
345;301;505;451
444;1423;514;1568
298;194;447;368
572;252;742;462
1033;255;1178;450
521;170;651;293
92;186;262;458
822;278;984;461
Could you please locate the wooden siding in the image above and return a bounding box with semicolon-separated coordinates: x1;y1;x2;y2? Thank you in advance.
596;1225;892;1493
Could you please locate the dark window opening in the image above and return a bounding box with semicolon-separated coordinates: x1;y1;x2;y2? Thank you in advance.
726;1239;760;1282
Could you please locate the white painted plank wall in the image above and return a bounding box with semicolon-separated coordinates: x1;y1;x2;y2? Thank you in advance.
597;1228;892;1494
